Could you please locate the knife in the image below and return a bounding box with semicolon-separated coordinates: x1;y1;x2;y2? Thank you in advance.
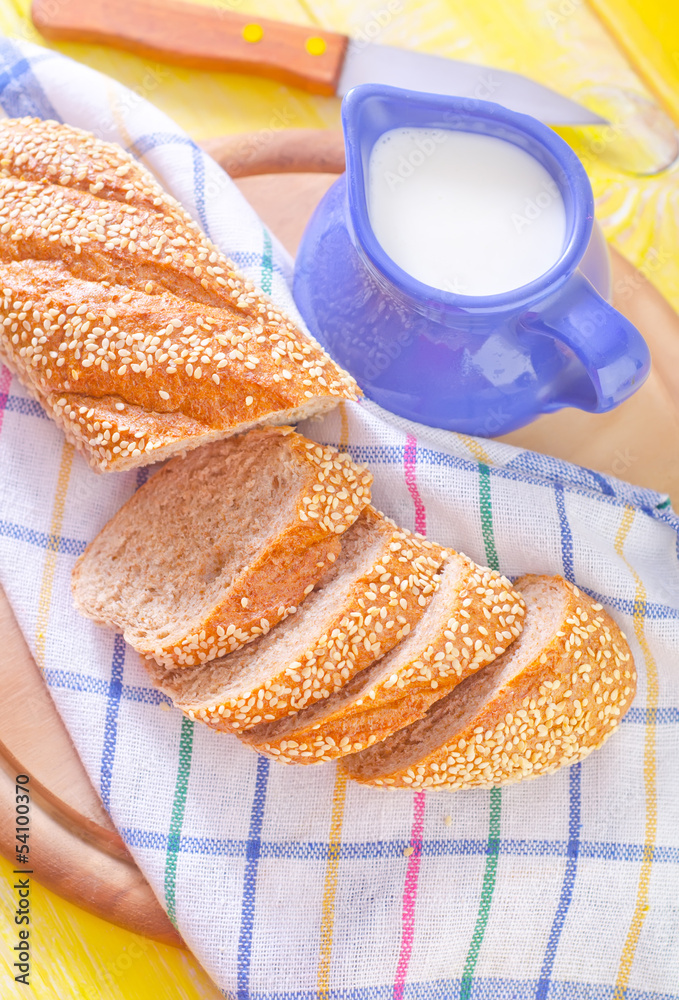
31;0;605;125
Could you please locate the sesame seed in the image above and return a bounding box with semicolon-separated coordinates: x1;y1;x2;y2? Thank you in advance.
339;579;635;789
0;118;359;472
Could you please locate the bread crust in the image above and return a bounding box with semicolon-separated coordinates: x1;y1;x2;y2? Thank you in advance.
243;556;526;763
149;507;448;731
71;427;373;665
0;118;359;471
341;576;637;789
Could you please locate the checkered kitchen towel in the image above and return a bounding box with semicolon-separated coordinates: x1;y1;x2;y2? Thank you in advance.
0;38;677;1000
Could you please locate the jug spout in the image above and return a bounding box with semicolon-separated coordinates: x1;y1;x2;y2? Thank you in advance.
519;272;651;413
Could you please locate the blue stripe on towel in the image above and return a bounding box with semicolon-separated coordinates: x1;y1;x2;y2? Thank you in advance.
0;520;87;557
97;471;151;813
127;131;212;238
238;755;270;1000
554;483;575;583
119;827;679;867
536;763;582;999
219;978;679;1000
99;633;126;813
0;392;48;420
0;39;60;120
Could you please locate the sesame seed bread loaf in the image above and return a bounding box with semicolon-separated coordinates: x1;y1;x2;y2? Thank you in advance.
0;117;359;472
242;555;526;764
71;427;373;666
147;506;448;731
341;575;636;789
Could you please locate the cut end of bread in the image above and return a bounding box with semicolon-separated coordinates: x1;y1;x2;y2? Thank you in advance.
341;575;636;789
149;506;448;731
72;427;373;666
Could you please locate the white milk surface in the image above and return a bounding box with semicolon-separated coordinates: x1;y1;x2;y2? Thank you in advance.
367;127;567;297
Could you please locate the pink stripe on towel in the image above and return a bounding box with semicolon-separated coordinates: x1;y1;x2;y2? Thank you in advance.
393;791;426;1000
403;434;426;535
0;366;12;438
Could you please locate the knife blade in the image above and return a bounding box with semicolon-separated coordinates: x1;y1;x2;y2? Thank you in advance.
31;0;605;125
339;42;605;124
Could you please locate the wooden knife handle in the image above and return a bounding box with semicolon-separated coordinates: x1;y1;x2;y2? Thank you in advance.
31;0;349;96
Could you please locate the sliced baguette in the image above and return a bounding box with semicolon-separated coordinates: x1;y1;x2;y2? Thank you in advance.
242;555;526;763
147;506;447;730
341;575;636;789
72;427;372;666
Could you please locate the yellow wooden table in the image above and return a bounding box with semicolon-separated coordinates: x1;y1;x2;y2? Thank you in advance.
1;0;678;995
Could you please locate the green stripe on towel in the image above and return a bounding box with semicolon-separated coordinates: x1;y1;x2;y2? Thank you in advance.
460;786;502;999
164;715;195;928
261;228;273;294
460;463;502;998
478;463;499;573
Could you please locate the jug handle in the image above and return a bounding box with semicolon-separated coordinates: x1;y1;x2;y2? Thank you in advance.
519;272;651;413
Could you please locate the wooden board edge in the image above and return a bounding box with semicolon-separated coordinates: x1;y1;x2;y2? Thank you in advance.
0;765;183;946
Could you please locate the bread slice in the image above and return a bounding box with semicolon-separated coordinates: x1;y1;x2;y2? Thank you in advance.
72;427;372;665
341;575;636;789
0;117;359;472
242;555;526;763
147;506;448;730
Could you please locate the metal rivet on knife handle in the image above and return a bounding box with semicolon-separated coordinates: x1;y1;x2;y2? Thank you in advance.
242;24;264;45
306;37;328;57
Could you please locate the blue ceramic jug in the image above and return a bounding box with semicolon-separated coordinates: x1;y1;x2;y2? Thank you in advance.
293;84;651;437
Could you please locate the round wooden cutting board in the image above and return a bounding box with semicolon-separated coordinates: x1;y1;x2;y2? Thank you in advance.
1;128;678;943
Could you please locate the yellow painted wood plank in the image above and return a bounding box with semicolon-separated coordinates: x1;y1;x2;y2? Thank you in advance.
588;0;679;125
0;855;223;998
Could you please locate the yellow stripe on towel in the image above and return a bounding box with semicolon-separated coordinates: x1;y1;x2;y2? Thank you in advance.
316;768;348;1000
456;433;493;466
35;442;74;670
613;505;658;998
316;402;350;999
